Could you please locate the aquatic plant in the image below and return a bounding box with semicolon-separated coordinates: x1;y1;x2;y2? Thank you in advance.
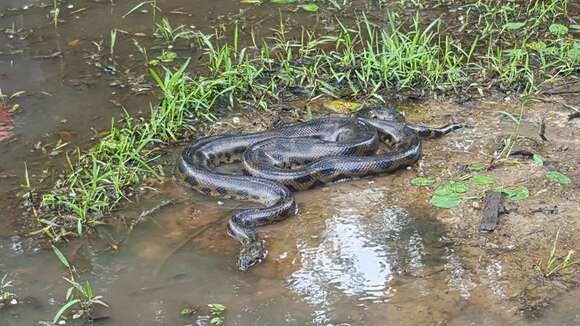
0;274;15;303
208;303;226;326
50;246;109;323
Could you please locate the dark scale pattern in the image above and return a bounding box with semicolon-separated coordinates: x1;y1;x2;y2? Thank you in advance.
179;108;467;271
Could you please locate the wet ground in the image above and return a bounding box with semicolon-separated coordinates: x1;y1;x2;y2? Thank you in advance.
1;0;579;325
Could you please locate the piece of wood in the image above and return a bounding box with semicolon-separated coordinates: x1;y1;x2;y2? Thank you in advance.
480;192;504;232
568;111;580;121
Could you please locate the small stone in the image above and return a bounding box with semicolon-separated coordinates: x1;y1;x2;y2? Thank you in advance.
217;201;224;206
232;117;241;124
58;320;66;325
10;298;17;305
67;4;73;8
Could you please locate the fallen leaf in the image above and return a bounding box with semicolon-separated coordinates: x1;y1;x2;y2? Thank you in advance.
430;194;462;209
323;100;361;113
298;3;319;12
67;39;81;46
494;186;528;200
546;171;571;185
472;175;494;185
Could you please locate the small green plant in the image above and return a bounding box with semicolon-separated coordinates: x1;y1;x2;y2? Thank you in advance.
492;107;525;164
537;230;580;278
153;18;197;43
411;177;435;186
545;171;571;185
148;50;178;66
0;274;15;303
472;175;495;185
123;0;160;22
50;246;109;323
110;29;118;58
493;186;529;200
533;153;545;167
430;180;469;208
51;0;59;27
21;162;38;217
208;303;225;325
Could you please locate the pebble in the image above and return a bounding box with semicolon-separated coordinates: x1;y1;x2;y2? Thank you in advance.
232;117;241;124
217;201;224;206
10;298;17;305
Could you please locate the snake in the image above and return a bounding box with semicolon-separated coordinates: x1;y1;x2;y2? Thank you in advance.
179;107;468;271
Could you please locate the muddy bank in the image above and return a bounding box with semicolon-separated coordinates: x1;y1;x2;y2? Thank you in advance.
50;94;574;325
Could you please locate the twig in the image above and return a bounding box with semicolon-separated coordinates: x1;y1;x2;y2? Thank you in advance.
154;217;224;278
33;51;61;59
136;199;175;223
121;199;179;246
130;278;193;295
568;111;580;121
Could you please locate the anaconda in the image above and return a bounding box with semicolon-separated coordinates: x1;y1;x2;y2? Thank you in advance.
179;107;468;271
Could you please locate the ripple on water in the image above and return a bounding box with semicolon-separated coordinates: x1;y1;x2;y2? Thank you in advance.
287;188;451;323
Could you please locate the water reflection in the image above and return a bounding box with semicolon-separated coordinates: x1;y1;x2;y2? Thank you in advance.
288;188;450;323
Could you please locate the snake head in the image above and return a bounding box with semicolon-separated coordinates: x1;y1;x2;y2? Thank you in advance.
238;240;267;271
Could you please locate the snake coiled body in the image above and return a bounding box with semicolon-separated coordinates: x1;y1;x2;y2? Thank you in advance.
179;107;467;270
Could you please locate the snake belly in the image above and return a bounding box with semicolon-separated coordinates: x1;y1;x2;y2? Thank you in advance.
179;109;466;271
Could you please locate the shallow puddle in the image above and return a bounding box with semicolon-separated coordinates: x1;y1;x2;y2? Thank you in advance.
0;178;459;325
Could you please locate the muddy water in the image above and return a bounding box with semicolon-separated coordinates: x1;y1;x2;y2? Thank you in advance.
0;177;463;325
1;0;580;325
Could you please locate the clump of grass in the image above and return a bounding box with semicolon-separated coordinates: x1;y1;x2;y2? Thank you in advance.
154;18;197;44
0;274;15;303
38;59;241;239
48;246;109;324
50;0;59;27
110;29;118;58
208;303;226;326
536;230;580;278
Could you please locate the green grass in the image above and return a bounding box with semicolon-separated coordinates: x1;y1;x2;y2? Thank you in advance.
45;246;109;324
153;18;198;44
35;4;578;239
208;303;226;326
0;274;15;303
38;62;219;239
537;230;580;278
